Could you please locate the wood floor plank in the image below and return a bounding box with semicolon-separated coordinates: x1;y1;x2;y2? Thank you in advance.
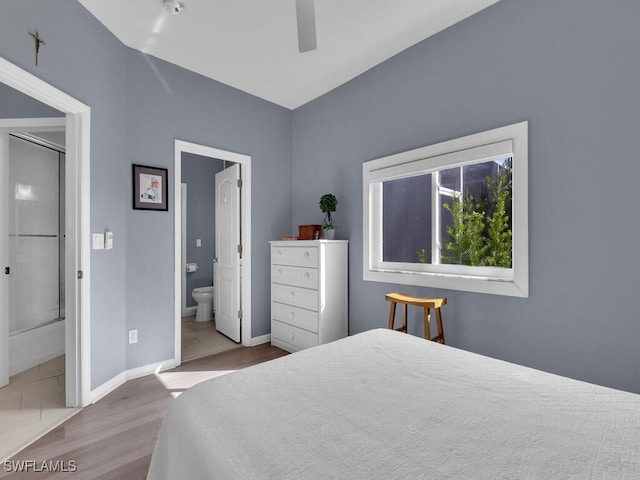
0;343;287;479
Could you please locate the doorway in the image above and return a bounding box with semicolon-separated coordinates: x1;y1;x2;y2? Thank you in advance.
0;57;91;408
173;140;252;367
0;129;79;460
180;154;238;361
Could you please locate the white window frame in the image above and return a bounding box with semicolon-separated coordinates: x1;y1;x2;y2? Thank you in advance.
363;121;528;297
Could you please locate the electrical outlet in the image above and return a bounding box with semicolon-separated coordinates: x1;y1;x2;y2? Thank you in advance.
128;329;138;344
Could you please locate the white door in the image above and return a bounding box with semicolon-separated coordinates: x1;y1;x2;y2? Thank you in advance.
214;164;241;342
0;132;9;388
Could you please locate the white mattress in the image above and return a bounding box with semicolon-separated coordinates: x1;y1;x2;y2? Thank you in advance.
148;329;640;479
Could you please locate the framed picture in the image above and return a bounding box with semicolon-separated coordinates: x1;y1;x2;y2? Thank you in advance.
132;164;168;211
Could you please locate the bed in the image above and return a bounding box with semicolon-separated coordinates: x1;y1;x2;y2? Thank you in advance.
147;329;640;479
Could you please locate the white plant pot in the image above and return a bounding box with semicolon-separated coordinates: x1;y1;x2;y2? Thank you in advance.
323;228;335;240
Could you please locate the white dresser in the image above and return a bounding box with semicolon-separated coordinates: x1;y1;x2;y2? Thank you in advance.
270;240;348;353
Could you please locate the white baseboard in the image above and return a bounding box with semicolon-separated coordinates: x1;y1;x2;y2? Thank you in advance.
89;358;176;404
183;306;197;317
251;334;271;346
90;371;127;405
89;336;271;405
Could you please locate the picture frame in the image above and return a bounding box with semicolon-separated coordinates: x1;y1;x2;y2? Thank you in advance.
132;164;169;211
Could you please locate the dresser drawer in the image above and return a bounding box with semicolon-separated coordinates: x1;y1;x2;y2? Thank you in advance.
271;246;318;267
271;265;318;289
272;284;318;311
272;320;318;351
272;302;318;333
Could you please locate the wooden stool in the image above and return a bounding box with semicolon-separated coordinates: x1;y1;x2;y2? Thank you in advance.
385;292;447;344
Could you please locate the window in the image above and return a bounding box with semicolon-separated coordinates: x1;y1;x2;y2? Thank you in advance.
363;122;528;297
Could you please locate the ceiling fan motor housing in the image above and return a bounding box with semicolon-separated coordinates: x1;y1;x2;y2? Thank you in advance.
163;0;185;15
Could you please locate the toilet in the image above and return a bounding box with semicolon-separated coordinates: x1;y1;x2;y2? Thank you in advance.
192;286;214;322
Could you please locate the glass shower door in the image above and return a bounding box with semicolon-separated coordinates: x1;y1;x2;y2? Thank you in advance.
8;136;64;335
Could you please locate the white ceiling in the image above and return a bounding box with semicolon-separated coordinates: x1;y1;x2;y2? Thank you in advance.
78;0;499;110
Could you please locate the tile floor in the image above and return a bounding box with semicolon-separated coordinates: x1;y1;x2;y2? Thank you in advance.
181;315;240;362
0;355;79;462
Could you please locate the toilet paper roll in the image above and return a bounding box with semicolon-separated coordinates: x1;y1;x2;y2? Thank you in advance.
186;263;198;273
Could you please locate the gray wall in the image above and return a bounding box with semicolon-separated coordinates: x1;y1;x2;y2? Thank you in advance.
1;0;129;389
0;84;64;118
181;152;225;307
1;0;292;387
124;49;291;369
292;0;640;393
4;0;639;395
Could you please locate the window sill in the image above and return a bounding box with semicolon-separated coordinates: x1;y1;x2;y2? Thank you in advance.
363;268;528;298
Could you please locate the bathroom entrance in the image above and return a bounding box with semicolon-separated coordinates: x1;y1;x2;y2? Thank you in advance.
174;140;252;365
0;57;91;410
0;117;81;459
180;153;239;361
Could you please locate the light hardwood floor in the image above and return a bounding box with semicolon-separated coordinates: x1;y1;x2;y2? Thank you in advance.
0;343;287;479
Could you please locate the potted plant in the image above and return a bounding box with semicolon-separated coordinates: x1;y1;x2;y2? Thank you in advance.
319;193;338;240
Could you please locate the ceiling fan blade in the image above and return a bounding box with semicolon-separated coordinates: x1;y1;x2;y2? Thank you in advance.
296;0;317;53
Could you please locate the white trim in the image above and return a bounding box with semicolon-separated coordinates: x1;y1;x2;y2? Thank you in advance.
125;358;176;381
0;132;9;389
363;121;528;298
174;140;252;369
251;334;271;346
181;183;188;317
89;371;126;405
0;55;91;407
0;117;66;130
89;358;176;404
367;140;513;183
184;306;197;317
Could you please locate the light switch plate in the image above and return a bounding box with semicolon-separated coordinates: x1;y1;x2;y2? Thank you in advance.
92;233;104;250
196;238;202;247
105;230;113;250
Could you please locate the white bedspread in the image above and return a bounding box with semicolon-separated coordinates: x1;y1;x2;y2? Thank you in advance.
148;329;640;479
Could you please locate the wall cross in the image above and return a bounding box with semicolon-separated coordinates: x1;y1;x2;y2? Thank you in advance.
29;31;46;66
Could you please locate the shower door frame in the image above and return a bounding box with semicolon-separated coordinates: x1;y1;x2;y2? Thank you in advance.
0;57;91;408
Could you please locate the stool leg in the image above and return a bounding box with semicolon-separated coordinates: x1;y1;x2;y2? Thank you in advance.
423;307;432;340
435;307;445;344
401;304;408;333
387;302;397;330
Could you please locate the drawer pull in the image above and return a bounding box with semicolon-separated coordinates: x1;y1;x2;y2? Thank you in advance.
289;311;295;321
290;291;295;298
304;272;310;280
304;251;310;259
290;331;295;340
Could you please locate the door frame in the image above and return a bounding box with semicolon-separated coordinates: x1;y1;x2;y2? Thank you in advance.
0;56;91;407
173;140;252;366
180;183;194;317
